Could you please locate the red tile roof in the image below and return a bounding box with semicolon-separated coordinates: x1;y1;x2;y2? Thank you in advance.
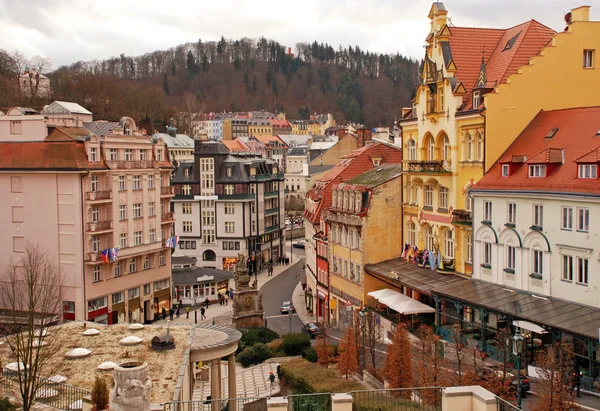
473;107;600;194
0;141;107;171
304;142;402;224
222;139;248;152
269;119;290;127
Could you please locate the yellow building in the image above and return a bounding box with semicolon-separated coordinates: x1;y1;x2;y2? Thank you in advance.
290;120;310;135
400;2;555;276
324;164;404;328
248;120;273;137
485;6;600;169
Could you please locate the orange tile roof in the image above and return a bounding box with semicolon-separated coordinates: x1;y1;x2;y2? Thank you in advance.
222;139;248;152
0;141;107;171
254;135;286;145
473;107;600;194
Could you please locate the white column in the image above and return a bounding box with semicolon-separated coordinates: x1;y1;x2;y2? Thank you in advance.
228;353;237;411
210;359;220;411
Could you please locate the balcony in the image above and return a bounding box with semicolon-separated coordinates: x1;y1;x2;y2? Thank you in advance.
87;252;102;263
451;209;472;226
264;207;279;216
405;160;451;173
161;212;174;223
265;224;280;233
218;194;255;200
264;190;279;198
106;160;155;170
160;186;175;196
86;191;112;202
87;220;114;233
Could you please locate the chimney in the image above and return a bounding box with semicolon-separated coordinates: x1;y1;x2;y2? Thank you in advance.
570;6;590;23
357;128;373;148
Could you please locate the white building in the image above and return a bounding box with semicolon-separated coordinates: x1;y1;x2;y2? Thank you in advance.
285;146;308;199
154;127;195;162
195;119;224;140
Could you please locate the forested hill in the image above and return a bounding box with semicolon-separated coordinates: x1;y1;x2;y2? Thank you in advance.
1;37;421;132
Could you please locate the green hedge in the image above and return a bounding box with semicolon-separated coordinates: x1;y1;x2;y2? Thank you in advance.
282;332;311;356
302;346;318;363
236;343;273;367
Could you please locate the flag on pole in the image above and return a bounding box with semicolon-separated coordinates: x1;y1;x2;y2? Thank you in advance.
402;243;410;259
101;249;109;263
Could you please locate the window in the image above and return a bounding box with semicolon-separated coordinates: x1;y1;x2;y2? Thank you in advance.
112;292;124;305
577;257;589;285
466;235;473;264
344;261;349;278
343;227;348;246
226;168;232;177
483;201;493;221
118;176;126;191
475;132;483;161
529;165;546;178
90;148;98;162
119;205;127;220
578;164;597;179
502;165;509;177
225;222;234;233
124;149;133;161
356;232;361;249
424;185;433;207
562;255;574;281
577;208;590;232
148;202;155;216
483;242;492;267
224;185;234;195
148;175;155;189
91;206;99;222
93;266;101;282
532;250;543;276
427;137;435;160
182;185;191;195
439;187;449;209
114;264;121;277
561;207;573;230
133;203;142;218
128;287;139;299
183;221;193;232
159;252;166;266
149;228;156;243
425;225;434;251
349;229;354;248
90;176;99;192
442;136;451;162
87;296;107;312
120;233;127;248
132;175;141;190
583;50;595;68
407;222;416;245
129;258;137;273
203;229;215;243
134;231;142;245
439;87;445;112
533;204;543;227
154;279;170;291
224;203;235;215
139;150;147;161
92;235;100;252
507;203;516;225
109;149;118;161
444;230;454;258
182;203;192;214
144;284;151;295
473;91;481;108
10;120;22;134
506;246;516;272
407;139;416;161
465;132;473;161
356;265;361;283
63;301;75;313
466;194;473;212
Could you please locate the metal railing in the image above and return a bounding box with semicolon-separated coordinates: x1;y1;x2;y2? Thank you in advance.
2;370;90;410
163;396;267;411
86;190;112;201
496;396;520;411
286;393;331;411
350;387;442;411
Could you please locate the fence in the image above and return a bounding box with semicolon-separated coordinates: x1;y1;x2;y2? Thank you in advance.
350;387;442;411
496;396;520;411
163;396;267;411
2;370;90;410
286;393;331;411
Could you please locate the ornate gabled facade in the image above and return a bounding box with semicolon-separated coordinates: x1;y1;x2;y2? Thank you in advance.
399;2;555;277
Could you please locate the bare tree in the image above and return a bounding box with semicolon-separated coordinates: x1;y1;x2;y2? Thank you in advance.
0;242;66;411
27;55;52;101
10;51;27;79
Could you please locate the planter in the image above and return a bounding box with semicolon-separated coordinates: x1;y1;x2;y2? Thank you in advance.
110;361;152;411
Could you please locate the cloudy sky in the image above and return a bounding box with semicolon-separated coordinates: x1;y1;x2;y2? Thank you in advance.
0;0;595;68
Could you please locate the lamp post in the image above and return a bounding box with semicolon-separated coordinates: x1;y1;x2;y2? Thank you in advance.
360;308;367;370
513;328;524;409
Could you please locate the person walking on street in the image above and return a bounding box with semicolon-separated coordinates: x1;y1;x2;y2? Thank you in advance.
276;363;282;381
269;371;275;387
571;365;582;398
200;307;206;320
169;308;174;321
224;294;228;306
205;298;210;310
185;306;190;319
176;305;180;318
162;307;167;320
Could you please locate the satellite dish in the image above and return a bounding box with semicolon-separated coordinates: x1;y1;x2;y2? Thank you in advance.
564;12;572;24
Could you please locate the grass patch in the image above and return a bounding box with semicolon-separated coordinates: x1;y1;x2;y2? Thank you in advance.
281;358;364;394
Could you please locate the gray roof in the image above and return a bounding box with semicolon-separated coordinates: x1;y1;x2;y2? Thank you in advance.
197;141;230;155
83;121;120;137
278;135;310;146
172;266;234;286
308;164;335;175
288;146;308;156
154;133;194;148
42;101;92;116
172;161;197;184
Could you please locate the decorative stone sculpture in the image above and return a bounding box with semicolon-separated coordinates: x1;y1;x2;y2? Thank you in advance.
110;361;152;411
231;253;264;329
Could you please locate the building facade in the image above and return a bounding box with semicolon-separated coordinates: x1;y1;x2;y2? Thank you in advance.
154;127;195;162
285;146;309;200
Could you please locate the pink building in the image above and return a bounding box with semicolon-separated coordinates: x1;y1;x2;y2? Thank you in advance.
0;112;174;324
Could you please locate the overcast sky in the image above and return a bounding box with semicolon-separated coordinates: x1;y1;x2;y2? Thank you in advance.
0;0;595;69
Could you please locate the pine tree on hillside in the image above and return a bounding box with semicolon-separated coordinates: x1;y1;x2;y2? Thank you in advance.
384;323;413;396
162;73;169;95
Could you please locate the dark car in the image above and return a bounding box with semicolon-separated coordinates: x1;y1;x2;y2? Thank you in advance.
301;322;323;338
480;368;530;395
509;375;531;394
280;301;295;314
292;242;305;249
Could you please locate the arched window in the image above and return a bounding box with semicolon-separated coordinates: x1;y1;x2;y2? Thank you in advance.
444;230;455;258
424;185;433;207
465;132;472;161
427;136;435;161
425;225;435;251
466;234;473;263
407;139;416;161
407;221;416;245
475;131;483;161
124;122;132;136
414;186;420;205
442;135;451;162
405;184;412;204
203;250;216;261
439;186;449;209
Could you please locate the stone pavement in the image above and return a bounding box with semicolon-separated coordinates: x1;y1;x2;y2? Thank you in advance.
192;360;280;401
292;281;313;325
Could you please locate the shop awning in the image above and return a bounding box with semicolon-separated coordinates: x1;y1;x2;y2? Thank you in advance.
376;290;435;315
514;320;547;334
367;289;398;300
379;292;412;311
434;279;600;341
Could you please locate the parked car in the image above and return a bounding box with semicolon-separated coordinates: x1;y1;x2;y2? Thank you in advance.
292;241;305;249
301;322;323;338
281;301;295;314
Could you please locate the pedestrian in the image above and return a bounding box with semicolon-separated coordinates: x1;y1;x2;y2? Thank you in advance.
169;308;174;321
276;363;282;381
185;306;190;319
200;307;206;320
176;305;180;318
269;371;275;387
218;294;222;306
225;294;228;306
205;298;209;310
161;307;167;320
571;365;582;398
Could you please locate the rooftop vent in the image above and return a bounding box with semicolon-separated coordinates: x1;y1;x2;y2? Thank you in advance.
596;129;600;136
545;128;559;139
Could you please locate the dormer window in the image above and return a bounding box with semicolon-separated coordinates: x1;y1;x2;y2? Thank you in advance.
250;167;256;176
372;157;381;166
578;164;597;179
89;147;98;162
501;164;509;177
226;168;232;177
472;91;481;108
528;165;546;178
273;165;278;174
124;123;132;136
156;150;163;162
184;168;190;177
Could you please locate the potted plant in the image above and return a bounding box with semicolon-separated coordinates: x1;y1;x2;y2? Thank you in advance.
91;376;109;410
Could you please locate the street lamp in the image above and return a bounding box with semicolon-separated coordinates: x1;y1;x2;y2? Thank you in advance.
360;308;367;370
513;328;524;409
